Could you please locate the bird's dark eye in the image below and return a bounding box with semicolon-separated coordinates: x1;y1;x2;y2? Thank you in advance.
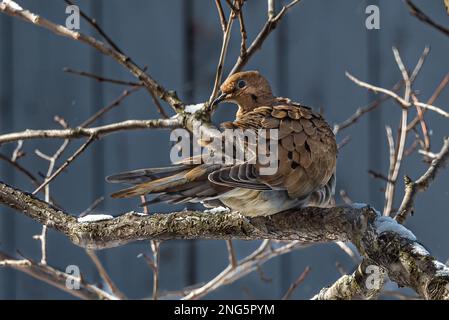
237;80;246;89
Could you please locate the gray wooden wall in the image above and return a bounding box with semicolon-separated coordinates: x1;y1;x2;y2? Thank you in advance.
0;0;448;299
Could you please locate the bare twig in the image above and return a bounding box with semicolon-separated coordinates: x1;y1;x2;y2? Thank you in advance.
32;135;96;195
282;266;311;300
63;68;142;87
237;0;247;58
80;87;141;127
0;250;115;300
139;195;160;300
229;0;302;75
333;81;402;134
407;72;449;131
11;140;24;161
225;240;238;269
79;196;104;217
337;135;351;150
0;153;39;186
86;249;127;299
33;117;70;264
384;48;411;216
208;2;237;107
410;46;430;82
339;190;353;205
395;137;449;224
149;240;161;300
214;0;227;33
0;1;183;111
368;170;394;183
268;0;275;19
0;118;182;145
404;0;449;38
183;240;304;300
412;98;449;118
65;67;168;118
64;0;124;54
335;242;360;264
345;72;411;107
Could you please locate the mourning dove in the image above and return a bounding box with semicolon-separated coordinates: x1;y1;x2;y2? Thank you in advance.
107;71;337;216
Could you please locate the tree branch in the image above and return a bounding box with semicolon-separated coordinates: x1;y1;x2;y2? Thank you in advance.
0;1;183;112
0;118;182;145
0;251;115;300
1;181;448;299
404;0;449;38
313;261;385;300
229;0;302;75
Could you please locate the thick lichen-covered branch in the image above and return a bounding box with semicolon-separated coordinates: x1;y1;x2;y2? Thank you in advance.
0;181;448;299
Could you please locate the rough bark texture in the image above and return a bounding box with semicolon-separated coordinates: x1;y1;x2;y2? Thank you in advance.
1;180;448;299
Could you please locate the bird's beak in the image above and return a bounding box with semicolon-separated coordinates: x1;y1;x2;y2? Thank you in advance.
212;91;227;107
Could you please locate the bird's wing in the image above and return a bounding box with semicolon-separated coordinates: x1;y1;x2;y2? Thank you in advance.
218;103;337;198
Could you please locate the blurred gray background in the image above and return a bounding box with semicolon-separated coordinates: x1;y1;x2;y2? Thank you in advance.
0;0;448;299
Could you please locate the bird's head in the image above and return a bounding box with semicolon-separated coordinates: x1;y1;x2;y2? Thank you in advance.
212;71;274;115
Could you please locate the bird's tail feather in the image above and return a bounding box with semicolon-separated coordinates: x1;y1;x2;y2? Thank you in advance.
107;163;226;201
106;164;189;185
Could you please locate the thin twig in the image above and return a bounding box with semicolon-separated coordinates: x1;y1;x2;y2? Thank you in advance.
268;0;275;19
337;135;351;150
226;240;238;269
345;72;411;107
404;0;449;38
182;240;305;300
384;48;411;216
64;0;124;54
339;190;353;205
33;117;70;264
63;68;142;87
208;2;237;107
86;249;127;299
0;153;39;186
412;97;449;118
0;1;183;111
65;66;168;118
282;266;311;300
237;0;247;58
139;195;161;300
32;135;96;195
384;125;396;214
150;240;161;300
0;118;182;145
368;170;394;183
214;0;227;33
11;140;24;161
229;0;301;75
0;251;114;300
407;72;449;131
79;196;105;217
333;81;402;134
335;241;359;264
395;137;449;224
80;87;141;127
